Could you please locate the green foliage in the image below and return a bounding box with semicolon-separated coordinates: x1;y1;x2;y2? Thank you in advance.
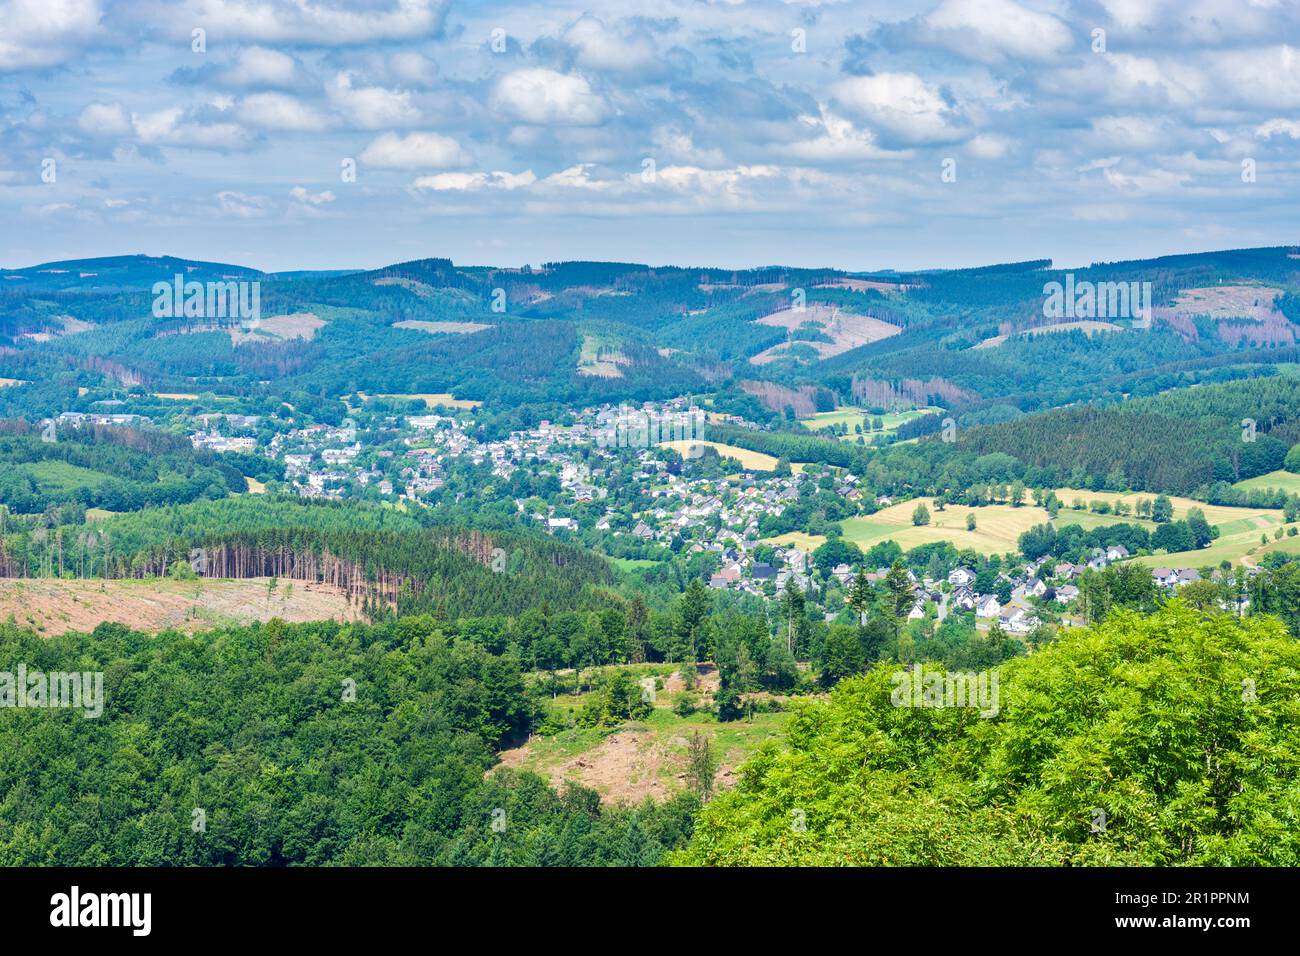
674;604;1300;865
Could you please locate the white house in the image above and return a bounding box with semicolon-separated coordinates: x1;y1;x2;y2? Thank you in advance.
948;567;976;587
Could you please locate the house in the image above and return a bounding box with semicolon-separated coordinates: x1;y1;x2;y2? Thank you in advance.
975;595;1002;618
1176;568;1202;586
1055;584;1080;604
1106;545;1131;561
952;586;976;611
751;563;776;581
948;567;976;587
1151;567;1179;589
1025;578;1047;598
907;601;927;620
998;608;1040;635
1087;555;1107;571
1054;562;1078;580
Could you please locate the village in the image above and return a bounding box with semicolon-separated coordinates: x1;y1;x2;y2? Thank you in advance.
160;397;1237;628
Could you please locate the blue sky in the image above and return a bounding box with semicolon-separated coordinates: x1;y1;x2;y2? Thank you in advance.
2;0;1299;272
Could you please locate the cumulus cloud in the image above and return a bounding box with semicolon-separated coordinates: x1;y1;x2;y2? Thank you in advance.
168;0;448;45
562;16;660;75
219;47;302;88
131;107;253;149
241;92;327;130
412;170;536;190
915;0;1073;63
329;72;420;128
832;72;966;145
290;185;335;204
360;131;469;169
965;133;1013;159
1256;118;1300;139
0;0;103;72
490;68;610;125
78;101;131;137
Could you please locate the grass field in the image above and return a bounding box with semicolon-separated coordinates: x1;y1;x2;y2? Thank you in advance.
18;460;113;492
1126;517;1294;569
1052;488;1279;528
1052;486;1287;569
839;499;1047;556
609;557;661;572
759;531;828;553
833;490;1282;561
1233;470;1300;495
805;405;942;441
361;391;482;410
660;439;779;471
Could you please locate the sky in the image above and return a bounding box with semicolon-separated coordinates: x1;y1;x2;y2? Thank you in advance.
2;0;1299;273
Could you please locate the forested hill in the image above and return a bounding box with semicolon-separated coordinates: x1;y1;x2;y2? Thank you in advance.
913;374;1300;497
0;495;617;619
3;246;1298;413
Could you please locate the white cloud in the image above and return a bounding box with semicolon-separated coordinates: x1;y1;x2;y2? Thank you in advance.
1089;116;1171;151
0;0;102;72
653;164;781;196
388;52;438;87
360;131;469;169
541;164;620;190
131;107;253;149
329;72;420;128
412;170;536;191
220;47;301;87
832;72;965;145
562;16;658;74
289;186;335;204
782;110;897;162
490;69;610;126
77;101;131;137
965;133;1013;159
216;190;270;217
1203;46;1300;110
171;0;447;45
241;92;327;131
919;0;1073;63
1256;118;1300;139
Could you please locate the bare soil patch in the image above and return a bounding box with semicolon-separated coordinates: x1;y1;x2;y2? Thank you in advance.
0;577;362;635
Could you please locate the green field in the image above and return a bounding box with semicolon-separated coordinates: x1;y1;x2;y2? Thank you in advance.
17;460;114;492
834;491;1284;564
805;405;943;441
1234;470;1300;495
610;557;661;572
839;499;1047;556
1126;516;1295;569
